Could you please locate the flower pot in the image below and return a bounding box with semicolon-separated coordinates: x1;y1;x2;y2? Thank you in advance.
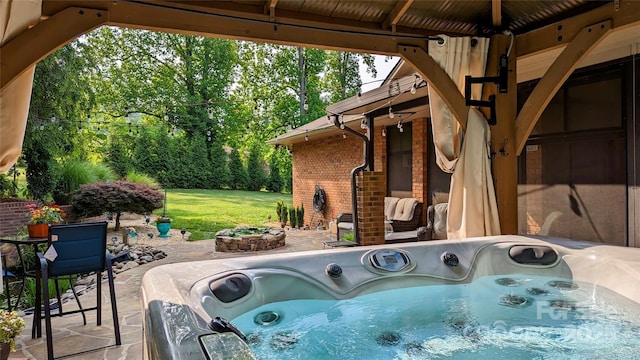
156;222;171;238
27;223;49;238
0;341;10;360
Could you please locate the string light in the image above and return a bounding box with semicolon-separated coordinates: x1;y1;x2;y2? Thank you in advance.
388;105;394;119
303;98;309;112
397;119;404;133
382;127;386;137
305;129;309;141
342;131;347;139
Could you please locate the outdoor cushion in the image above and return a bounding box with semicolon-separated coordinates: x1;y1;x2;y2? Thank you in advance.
384;197;400;221
393;198;419;221
337;222;353;231
432;203;448;240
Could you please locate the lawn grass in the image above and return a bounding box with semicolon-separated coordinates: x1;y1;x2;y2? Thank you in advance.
155;189;292;241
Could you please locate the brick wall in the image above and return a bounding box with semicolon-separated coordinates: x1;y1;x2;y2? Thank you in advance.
357;172;385;245
0;201;37;237
411;120;428;225
292;132;364;228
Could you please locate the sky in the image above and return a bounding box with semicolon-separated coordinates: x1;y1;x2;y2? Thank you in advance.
360;55;401;92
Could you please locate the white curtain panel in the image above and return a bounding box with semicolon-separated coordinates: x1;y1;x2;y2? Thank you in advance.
426;35;501;238
0;0;41;172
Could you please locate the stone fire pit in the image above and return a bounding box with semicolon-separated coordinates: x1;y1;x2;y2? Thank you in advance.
215;226;286;252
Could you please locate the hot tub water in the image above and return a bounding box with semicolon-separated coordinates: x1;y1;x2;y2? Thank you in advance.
232;275;640;360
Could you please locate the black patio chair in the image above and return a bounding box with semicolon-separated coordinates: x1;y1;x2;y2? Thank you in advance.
37;222;121;360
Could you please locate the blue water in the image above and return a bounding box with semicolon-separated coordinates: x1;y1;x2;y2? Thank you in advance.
231;275;640;359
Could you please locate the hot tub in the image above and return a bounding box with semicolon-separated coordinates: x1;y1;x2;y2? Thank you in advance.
141;235;640;359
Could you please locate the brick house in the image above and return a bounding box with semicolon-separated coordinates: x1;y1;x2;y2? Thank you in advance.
272;47;640;248
269;63;450;245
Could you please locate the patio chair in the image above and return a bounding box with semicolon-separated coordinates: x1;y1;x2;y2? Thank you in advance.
425;192;449;240
37;222;121;360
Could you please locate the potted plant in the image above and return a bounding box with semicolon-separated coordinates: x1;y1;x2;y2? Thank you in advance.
0;311;25;359
155;189;171;238
26;203;66;238
156;216;172;238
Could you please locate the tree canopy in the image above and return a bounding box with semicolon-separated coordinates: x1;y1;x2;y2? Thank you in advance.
22;26;381;196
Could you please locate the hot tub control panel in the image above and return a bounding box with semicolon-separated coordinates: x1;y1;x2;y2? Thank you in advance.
362;249;414;273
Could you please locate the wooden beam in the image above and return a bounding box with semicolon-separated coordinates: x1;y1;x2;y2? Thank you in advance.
483;34;517;234
398;45;468;130
0;7;107;91
105;1;426;53
264;0;278;22
492;0;501;27
515;20;611;155
517;1;640;58
382;0;414;31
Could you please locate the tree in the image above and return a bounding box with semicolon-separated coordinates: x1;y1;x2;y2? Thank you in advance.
228;149;247;190
266;153;283;193
71;180;164;231
323;51;376;103
246;145;266;191
25;43;95;200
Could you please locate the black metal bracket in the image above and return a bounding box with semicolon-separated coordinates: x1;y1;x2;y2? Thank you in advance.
464;54;509;126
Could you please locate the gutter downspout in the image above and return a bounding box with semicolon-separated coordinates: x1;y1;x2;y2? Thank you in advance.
331;114;373;245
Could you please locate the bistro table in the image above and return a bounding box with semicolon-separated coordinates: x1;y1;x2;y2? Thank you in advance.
0;235;49;338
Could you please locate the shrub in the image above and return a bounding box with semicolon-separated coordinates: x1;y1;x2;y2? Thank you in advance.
125;171;159;187
280;204;288;226
276;200;284;223
53;161;117;204
289;207;297;228
297;203;304;228
71;180;164;230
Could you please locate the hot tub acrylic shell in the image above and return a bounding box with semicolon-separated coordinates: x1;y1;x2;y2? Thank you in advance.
141;235;640;360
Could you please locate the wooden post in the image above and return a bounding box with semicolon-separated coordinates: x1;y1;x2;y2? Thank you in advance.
483;35;518;234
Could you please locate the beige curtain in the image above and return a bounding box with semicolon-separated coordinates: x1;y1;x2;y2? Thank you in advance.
426;35;501;238
0;0;41;172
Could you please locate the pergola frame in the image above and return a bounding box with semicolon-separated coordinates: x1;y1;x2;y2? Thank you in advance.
2;0;640;235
